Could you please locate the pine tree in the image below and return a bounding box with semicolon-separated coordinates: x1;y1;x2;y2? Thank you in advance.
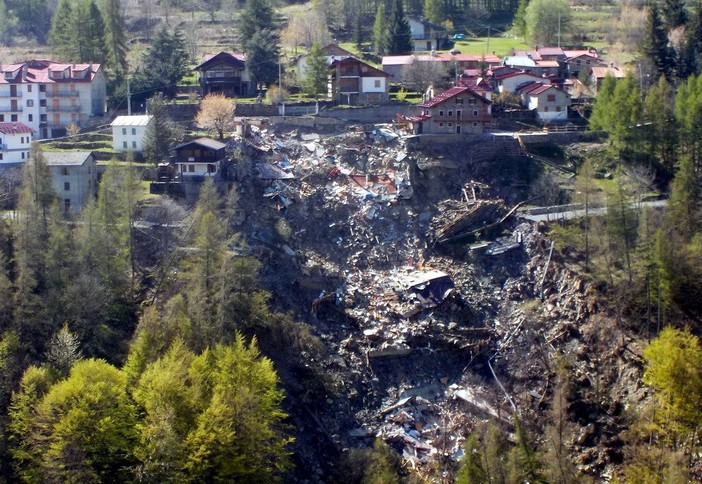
143;95;183;163
48;0;74;59
77;0;107;64
373;3;387;54
668;154;699;240
303;42;329;100
99;0;128;76
423;0;445;25
386;0;413;55
245;29;280;89
513;0;530;39
239;0;276;46
644;76;677;171
642;3;675;80
663;0;687;30
134;28;189;100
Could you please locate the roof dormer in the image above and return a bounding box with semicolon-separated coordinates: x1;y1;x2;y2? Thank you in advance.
49;65;70;80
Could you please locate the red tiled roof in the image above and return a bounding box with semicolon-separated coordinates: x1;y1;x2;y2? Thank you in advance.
528;84;554;95
419;86;489;108
0;60;101;84
0;122;34;135
515;81;544;94
329;57;390;77
494;70;545;81
537;47;565;57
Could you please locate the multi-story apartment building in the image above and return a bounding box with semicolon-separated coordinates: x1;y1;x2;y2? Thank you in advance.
0;60;107;140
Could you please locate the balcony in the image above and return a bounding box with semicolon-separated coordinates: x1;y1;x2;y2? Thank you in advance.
0;92;21;98
0;106;22;112
46;90;80;97
46;105;80;112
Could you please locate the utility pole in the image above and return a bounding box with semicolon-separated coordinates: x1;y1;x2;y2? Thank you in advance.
279;58;285;116
127;76;131;115
557;14;561;48
487;25;491;54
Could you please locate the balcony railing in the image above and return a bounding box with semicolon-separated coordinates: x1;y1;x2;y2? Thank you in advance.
46;90;80;97
0;92;21;98
46;105;80;112
0;106;22;112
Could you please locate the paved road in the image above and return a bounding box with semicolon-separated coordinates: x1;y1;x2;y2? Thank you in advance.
519;199;667;222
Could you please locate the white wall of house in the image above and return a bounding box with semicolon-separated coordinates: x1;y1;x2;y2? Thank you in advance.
528;89;570;122
177;161;219;177
361;77;386;93
112;116;152;152
0;131;32;164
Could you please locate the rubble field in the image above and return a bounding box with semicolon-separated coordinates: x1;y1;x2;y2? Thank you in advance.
227;122;645;481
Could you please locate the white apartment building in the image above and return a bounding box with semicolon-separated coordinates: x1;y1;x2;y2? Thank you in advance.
111;115;153;152
0;122;33;165
0;60;107;140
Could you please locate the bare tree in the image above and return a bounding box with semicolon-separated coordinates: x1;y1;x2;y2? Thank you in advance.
195;94;236;140
402;57;448;94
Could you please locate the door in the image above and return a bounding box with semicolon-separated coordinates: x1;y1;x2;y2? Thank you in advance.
456;124;461;134
9;85;16;96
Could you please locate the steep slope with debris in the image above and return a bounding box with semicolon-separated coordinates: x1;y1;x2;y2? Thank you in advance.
229;123;644;481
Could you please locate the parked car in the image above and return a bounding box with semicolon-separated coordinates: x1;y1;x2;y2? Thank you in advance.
452;33;465;40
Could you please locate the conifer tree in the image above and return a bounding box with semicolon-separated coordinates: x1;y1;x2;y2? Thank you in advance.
373;3;388;54
644;76;677;171
99;0;128;76
642;3;675;80
663;0;687;30
386;0;413;55
303;42;329;100
423;0;445;25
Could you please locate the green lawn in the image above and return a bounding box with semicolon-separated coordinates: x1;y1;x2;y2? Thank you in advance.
453;36;530;56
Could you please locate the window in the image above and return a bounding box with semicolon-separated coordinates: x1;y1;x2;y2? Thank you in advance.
473;122;478;127
456;110;461;119
0;154;2;160
448;111;453;116
544;106;549;112
547;94;556;102
27;85;32;92
64;182;70;191
132;141;137;149
39;99;46;107
455;98;463;105
374;80;381;88
131;128;136;135
188;165;195;172
28;114;33;122
10;115;17;122
26;99;34;107
20;137;23;144
122;128;127;135
61;167;69;175
448;122;453;127
123;141;128;149
207;164;216;173
21;152;25;159
39;85;46;92
0;115;3;122
40;114;47;122
468;98;476;104
64;199;71;213
556;106;562;112
473;110;478;116
439;110;444;117
439;122;444;127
